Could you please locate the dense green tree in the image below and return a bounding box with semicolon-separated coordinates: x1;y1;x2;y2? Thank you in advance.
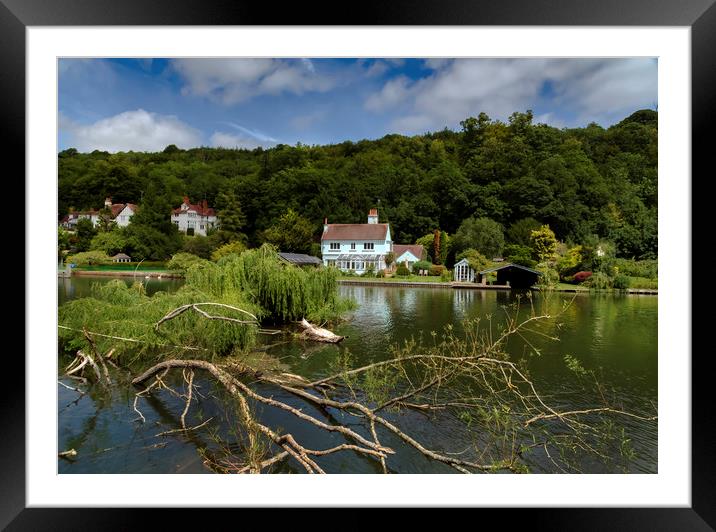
58;109;658;260
215;188;248;241
454;216;505;259
73;218;97;252
530;225;558;263
506;217;542;247
262;209;315;254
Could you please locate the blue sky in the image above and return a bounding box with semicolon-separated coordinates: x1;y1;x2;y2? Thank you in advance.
58;57;657;153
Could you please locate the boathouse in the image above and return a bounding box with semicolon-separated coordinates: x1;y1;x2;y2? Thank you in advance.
454;261;542;288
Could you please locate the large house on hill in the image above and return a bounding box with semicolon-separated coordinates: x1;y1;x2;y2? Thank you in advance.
60;197;137;230
171;196;218;236
321;209;392;273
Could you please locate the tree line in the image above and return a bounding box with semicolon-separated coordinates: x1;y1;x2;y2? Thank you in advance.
58;109;657;264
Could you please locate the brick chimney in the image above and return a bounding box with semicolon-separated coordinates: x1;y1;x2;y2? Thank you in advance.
367;208;378;224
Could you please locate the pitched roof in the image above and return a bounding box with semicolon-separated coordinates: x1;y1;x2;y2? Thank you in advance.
477;263;542;275
278;252;322;266
322;224;389;241
173;197;216;217
393;244;425;261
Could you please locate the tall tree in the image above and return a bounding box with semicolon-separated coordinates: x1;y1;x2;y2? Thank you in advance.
262;209;315;254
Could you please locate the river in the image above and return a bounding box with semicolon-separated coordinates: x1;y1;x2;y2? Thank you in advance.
58;276;657;474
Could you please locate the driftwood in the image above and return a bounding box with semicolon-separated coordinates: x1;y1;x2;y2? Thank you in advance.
297;318;344;343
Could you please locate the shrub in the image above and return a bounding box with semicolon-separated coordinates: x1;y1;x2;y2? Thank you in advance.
376;269;386;278
396;263;410;276
613;275;630;290
536;263;559;287
504;244;537;268
625;277;658;289
613;258;658;279
429;265;446;276
573;271;593;283
65;250;112;266
586;271;612;290
211;241;247;262
167;252;209;273
412;260;433;275
440;269;453;282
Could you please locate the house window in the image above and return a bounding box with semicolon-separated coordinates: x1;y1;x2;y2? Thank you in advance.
330;242;340;250
173;221;179;227
200;224;205;229
363;242;374;250
350;242;356;250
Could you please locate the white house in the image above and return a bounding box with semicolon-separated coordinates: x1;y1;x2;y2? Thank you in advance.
105;197;138;227
171;196;218;236
392;244;426;271
321;209;393;273
59;197;137;230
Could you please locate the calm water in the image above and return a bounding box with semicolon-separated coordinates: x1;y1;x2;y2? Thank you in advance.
58;277;657;474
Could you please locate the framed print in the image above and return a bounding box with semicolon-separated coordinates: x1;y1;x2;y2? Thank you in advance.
5;0;713;528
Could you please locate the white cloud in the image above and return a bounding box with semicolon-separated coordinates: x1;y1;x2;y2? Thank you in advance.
364;76;412;112
364;58;657;134
172;58;336;105
62;109;203;152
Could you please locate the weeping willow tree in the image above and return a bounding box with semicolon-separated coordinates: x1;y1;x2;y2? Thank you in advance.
59;244;353;362
185;244;353;323
58;281;262;363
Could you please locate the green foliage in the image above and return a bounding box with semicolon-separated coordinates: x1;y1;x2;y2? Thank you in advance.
181;234;220;259
429;265;446;276
454;216;504;258
186;243;352;323
384;252;395;268
215;188;247;241
536;262;559;287
262;209;315;254
456;248;491;272
564;354;588;376
612;274;630;290
613;258;657;279
211;241;247;262
396;263;410;276
504;244;537;268
530;225;558;263
557;245;584;277
166;252;210;273
412;260;433;274
74;218;97;252
58;227;71;260
376;269;386;278
59;109;658;259
89;229;129;256
58;281;259;360
506;217;542;247
586;271;612;290
65;250;112;265
415;231;450;264
624;276;657;289
440;268;453;282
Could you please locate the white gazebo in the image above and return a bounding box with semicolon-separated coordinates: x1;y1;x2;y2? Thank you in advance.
453;258;475;282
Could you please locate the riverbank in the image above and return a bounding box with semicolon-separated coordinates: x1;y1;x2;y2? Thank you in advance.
339;278;657;294
69;269;183;279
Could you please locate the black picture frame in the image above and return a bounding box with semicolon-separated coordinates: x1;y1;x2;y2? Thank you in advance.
5;0;712;528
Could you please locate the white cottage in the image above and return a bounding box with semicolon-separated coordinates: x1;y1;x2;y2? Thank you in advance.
104;197;138;227
320;209;392;273
392;244;426;271
171;196;218;236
